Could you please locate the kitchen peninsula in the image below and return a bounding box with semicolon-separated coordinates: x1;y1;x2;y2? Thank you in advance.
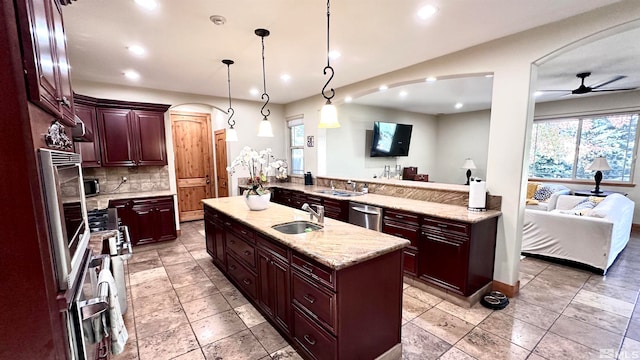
202;197;409;360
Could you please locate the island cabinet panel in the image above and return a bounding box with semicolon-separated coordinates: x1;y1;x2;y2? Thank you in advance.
226;254;258;300
382;208;421;276
256;236;291;335
418;216;497;296
204;207;226;269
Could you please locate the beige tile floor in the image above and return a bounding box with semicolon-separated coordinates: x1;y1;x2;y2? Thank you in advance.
114;221;640;360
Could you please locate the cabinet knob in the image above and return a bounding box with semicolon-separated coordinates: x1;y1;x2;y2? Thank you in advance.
243;250;251;256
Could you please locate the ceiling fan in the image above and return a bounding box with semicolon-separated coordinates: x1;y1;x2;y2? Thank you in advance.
540;72;638;95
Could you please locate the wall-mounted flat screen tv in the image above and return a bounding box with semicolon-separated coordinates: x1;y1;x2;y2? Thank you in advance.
370;121;413;157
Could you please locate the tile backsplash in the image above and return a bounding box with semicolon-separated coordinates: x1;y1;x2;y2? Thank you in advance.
83;166;170;194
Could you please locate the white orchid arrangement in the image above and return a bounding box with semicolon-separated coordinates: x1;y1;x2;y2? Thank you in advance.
226;146;285;196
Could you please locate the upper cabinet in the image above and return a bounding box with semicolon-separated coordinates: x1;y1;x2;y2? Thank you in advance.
76;94;171;167
16;0;75;127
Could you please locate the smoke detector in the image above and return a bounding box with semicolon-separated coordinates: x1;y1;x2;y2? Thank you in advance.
209;15;226;25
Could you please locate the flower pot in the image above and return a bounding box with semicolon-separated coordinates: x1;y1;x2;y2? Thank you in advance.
244;191;271;211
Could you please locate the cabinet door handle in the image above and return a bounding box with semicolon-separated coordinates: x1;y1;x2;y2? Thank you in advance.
303;334;316;346
243;279;251;285
224;222;232;226
243;250;251;256
396;215;404;219
437;223;448;228
229;264;237;271
302;264;314;272
428;236;461;247
303;294;316;304
240;230;248;236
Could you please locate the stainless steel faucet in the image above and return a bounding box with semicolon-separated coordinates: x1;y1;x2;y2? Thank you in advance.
330;180;335;190
346;180;356;192
302;203;324;224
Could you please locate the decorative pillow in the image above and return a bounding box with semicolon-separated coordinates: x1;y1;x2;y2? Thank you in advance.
588;196;605;205
572;198;597;211
533;186;553;201
527;182;541;199
525;199;539;205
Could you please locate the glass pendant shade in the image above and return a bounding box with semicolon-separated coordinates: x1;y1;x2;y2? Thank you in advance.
257;118;274;137
319;100;340;128
226;127;238;142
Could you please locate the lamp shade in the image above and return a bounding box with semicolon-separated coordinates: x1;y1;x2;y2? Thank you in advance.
319;101;340;128
587;157;611;171
257;118;274;137
225;127;238;142
461;158;477;170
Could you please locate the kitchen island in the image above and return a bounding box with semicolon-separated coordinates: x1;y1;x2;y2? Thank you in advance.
202;196;409;360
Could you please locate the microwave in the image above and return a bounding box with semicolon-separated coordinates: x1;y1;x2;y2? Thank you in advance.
84;178;100;197
38;149;90;291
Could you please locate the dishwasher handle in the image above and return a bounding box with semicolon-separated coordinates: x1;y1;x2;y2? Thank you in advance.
351;206;381;216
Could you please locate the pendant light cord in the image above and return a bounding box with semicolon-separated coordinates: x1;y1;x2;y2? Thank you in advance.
260;34;270;119
225;61;235;128
322;0;335;102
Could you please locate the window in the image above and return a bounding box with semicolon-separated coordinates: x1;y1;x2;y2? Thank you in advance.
528;112;639;182
288;118;304;175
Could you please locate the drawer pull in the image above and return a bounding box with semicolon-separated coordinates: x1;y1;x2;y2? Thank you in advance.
302;264;314;272
437;224;448;228
243;279;252;285
243;250;251;256
229;264;237;271
396;215;404;219
303;294;316;304
303;334;316;346
240;230;248;235
224;222;232;226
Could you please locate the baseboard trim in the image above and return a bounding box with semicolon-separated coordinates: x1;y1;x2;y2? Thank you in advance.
492;280;520;298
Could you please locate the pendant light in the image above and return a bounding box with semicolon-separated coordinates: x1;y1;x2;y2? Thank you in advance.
222;59;238;142
255;28;274;137
319;0;340;128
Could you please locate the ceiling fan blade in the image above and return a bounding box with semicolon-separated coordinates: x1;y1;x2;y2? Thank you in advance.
591;87;638;92
591;75;626;89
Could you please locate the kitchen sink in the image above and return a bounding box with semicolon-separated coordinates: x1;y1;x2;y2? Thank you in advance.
272;220;324;234
315;189;363;197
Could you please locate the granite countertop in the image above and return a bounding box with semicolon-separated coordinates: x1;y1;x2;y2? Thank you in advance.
242;183;501;223
86;190;176;210
202;197;410;270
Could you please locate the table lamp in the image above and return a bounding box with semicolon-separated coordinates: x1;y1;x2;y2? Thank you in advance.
586;157;611;194
461;158;477;185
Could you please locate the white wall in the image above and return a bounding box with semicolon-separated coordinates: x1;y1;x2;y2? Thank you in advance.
325;104;437;179
533;90;640;222
434;109;491;184
73;80;287;200
283;1;640;288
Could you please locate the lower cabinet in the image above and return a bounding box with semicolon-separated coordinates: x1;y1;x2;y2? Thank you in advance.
204;207;226;269
203;209;404;360
382;208;420;277
108;195;177;246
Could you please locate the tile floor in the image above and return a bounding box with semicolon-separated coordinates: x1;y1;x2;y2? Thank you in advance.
114;221;640;360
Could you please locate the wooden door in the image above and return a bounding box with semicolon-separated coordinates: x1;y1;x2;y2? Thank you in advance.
133;110;168;166
171;111;214;221
214;129;229;197
97;108;136;166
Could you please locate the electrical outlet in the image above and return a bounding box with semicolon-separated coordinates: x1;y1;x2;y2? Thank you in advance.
122;176;127;183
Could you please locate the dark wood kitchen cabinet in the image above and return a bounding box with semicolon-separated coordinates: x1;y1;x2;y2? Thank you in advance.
382;208;421;276
16;0;76;126
108;196;176;246
418;216;498;296
204;207;226;269
74;98;101;167
257;236;291;335
97;108;168;166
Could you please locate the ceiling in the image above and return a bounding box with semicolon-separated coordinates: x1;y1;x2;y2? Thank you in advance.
62;0;626;107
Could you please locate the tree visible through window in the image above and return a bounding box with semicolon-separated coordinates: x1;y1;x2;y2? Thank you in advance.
529;113;638;182
289;119;304;175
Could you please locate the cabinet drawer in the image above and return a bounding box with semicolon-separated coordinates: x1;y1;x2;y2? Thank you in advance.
256;235;288;262
403;249;418;276
227;255;257;299
292;272;336;334
382;220;419;248
293;309;337;360
423;217;469;236
223;219;255;242
226;232;256;269
292;254;335;290
131;196;172;206
384;209;420;225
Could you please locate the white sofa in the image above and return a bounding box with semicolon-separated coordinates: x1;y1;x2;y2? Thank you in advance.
522;194;634;273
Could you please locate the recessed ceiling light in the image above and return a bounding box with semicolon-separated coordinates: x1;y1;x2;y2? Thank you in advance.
344;96;353;103
127;45;145;56
134;0;157;10
250;88;260;96
123;70;140;80
280;74;291;82
209;15;226;25
418;5;438;19
425;77;437;82
399;91;408;97
379;85;388;91
534;91;544;97
329;50;341;60
455;102;463;109
485;74;494;78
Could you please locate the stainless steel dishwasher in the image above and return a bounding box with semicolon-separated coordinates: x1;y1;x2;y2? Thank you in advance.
348;202;383;231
